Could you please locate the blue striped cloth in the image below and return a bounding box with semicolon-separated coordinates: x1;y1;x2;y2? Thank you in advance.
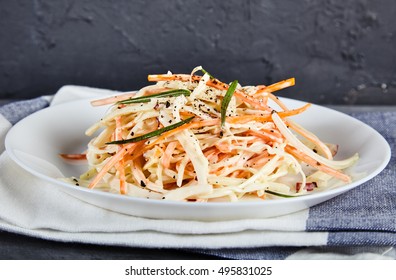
0;94;395;259
0;97;51;125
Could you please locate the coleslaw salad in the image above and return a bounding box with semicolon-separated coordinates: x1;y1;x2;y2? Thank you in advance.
60;67;358;202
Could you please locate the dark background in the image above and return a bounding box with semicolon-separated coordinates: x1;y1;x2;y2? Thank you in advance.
1;0;395;105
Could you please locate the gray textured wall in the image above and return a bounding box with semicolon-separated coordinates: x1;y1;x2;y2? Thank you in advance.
1;0;395;105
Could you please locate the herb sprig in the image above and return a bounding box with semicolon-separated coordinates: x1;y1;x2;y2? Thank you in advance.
106;116;195;145
221;80;238;128
118;89;191;105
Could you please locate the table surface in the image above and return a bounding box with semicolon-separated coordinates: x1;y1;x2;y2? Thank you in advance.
1;103;394;260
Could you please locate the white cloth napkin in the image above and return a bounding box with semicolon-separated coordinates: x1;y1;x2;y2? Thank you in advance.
0;86;394;260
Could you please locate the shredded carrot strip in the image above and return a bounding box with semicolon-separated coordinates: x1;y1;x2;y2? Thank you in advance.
88;143;137;189
237;170;252;179
285;120;333;159
255;78;295;94
227;103;311;124
161;141;177;169
203;147;218;160
59;153;87;160
229;170;241;178
147;74;200;82
285;146;351;182
115;116;126;194
246;152;271;168
255;85;290;111
90;87;169;106
91;92;136;107
117;159;126;194
246;130;283;143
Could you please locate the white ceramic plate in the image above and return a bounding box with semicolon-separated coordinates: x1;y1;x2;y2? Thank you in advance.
5;98;391;221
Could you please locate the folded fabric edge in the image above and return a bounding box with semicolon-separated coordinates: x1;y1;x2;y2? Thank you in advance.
0;114;12;153
50;85;119;106
2;220;395;257
190;246;396;260
0;220;329;249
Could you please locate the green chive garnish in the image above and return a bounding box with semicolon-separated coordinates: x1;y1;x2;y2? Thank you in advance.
118;89;191;105
106;116;195;145
264;190;297;198
221;80;238;128
201;68;215;79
